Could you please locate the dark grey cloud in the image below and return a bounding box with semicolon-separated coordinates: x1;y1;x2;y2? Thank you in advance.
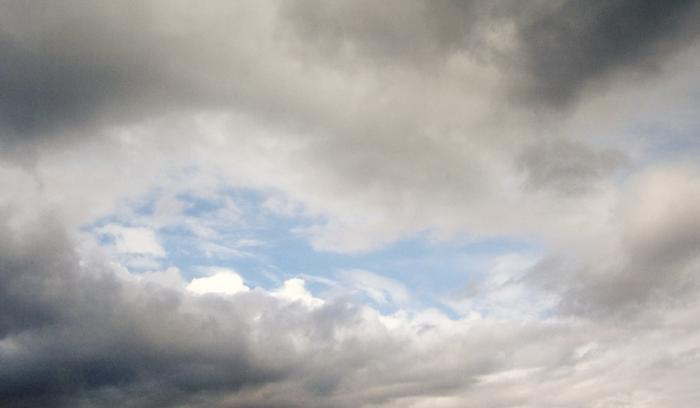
3;0;697;158
0;1;216;161
281;0;488;66
0;209;286;407
517;0;700;106
283;0;700;106
7;208;686;407
0;1;286;163
0;1;694;251
0;210;511;407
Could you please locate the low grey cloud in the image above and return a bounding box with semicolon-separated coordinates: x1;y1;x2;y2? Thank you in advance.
0;1;693;253
522;165;700;318
517;139;624;195
0;2;169;145
2;208;699;407
0;211;283;406
0;211;530;406
283;0;700;106
3;0;698;157
517;0;700;106
281;0;487;66
0;1;281;159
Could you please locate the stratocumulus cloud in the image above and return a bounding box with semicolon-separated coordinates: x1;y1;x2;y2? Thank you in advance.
2;1;700;407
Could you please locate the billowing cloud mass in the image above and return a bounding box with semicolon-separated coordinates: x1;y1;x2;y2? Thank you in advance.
2;1;700;407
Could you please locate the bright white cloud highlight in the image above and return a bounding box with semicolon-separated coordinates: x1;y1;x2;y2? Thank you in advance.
272;278;323;307
187;268;250;295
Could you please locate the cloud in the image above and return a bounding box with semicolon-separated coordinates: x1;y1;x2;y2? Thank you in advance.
515;0;700;106
523;164;700;318
340;269;410;306
97;224;166;257
445;253;550;320
187;268;250;296
0;0;697;255
1;2;700;406
0;1;278;160
280;0;486;66
0;2;170;152
516;139;625;195
283;0;700;106
3;202;700;406
0;212;477;407
272;278;323;308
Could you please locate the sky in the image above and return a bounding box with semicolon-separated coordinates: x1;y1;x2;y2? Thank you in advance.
1;1;700;407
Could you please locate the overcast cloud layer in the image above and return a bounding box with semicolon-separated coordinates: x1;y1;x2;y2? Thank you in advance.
2;1;700;407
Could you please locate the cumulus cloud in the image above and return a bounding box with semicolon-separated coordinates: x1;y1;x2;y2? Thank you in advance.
272;278;323;308
187;268;250;296
3;212;700;407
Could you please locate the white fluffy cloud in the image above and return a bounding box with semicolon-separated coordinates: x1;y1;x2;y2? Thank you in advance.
187;268;250;295
272;278;324;307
